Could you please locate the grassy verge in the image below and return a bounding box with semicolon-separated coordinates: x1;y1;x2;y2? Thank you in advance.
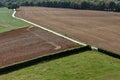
0;25;13;33
0;50;120;80
0;26;5;30
0;8;29;33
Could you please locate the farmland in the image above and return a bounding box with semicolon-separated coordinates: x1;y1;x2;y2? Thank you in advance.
0;50;120;80
0;27;78;68
16;7;120;54
0;5;120;80
0;8;29;33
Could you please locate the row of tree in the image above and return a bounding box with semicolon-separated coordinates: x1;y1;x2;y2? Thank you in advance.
21;1;120;12
0;2;4;7
0;0;120;12
0;2;19;9
7;2;19;9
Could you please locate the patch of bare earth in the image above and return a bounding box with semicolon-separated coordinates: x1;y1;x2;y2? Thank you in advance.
16;7;120;54
0;27;78;67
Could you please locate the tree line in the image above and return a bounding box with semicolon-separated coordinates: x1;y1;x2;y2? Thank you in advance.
0;0;120;12
0;2;19;9
21;0;120;12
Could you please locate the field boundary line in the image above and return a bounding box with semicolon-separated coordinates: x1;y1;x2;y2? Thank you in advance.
0;46;90;74
12;9;97;48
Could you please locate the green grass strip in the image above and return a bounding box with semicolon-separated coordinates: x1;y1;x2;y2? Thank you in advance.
0;8;29;33
0;50;120;80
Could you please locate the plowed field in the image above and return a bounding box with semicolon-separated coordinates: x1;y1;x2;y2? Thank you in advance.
0;27;78;67
16;7;120;54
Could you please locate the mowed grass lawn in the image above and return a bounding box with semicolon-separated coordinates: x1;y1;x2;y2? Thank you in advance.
0;51;120;80
0;8;29;33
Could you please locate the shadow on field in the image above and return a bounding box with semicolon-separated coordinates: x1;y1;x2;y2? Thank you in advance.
0;46;91;75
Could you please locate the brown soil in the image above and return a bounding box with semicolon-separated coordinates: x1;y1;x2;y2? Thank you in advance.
16;7;120;54
0;27;78;67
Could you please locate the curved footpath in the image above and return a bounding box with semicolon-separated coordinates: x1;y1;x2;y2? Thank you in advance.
12;9;98;50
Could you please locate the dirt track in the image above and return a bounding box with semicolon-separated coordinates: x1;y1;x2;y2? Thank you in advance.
16;7;120;54
0;27;78;67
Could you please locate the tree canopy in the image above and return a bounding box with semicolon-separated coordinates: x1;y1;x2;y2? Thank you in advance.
6;2;19;9
0;0;120;12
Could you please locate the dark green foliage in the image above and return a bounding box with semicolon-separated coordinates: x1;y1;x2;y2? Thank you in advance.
97;1;106;10
0;0;120;11
19;0;120;12
0;2;3;7
7;2;19;9
0;1;5;7
80;1;90;9
107;1;116;11
116;2;120;11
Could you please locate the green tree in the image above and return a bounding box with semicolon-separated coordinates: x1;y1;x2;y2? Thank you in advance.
7;3;20;9
80;1;90;9
0;2;4;7
116;2;120;12
5;0;119;12
97;1;106;10
107;1;116;11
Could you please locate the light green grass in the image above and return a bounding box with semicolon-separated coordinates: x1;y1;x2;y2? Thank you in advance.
0;8;29;33
0;51;120;80
0;26;5;30
0;25;13;33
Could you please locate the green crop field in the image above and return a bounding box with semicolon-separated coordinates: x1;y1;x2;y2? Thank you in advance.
0;51;120;80
0;8;29;33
